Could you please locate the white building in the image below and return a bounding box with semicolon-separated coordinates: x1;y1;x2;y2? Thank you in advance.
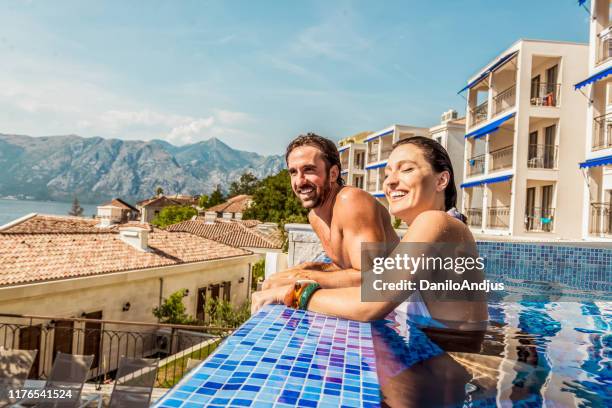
460;39;588;239
338;132;369;189
576;0;612;240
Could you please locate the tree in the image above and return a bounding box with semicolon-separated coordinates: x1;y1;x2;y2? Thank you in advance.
198;194;209;209
242;170;308;225
153;289;196;324
229;172;259;197
68;196;84;217
251;259;265;290
156;186;164;196
151;205;197;228
204;298;250;327
207;185;225;208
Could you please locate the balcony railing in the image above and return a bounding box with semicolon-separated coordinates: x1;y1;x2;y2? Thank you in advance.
589;202;612;236
470;101;488;127
380;147;393;161
593;112;612;151
598;28;612;64
525;207;555;232
466;154;485;177
493;85;516;115
341;160;349;169
487;206;511;229
489;145;513;171
0;313;233;388
530;83;560;107
366;181;378;191
465;208;483;228
527;144;558;169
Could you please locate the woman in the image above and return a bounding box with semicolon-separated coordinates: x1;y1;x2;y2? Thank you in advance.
251;136;488;329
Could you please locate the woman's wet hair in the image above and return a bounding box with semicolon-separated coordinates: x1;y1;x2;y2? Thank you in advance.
392;136;467;223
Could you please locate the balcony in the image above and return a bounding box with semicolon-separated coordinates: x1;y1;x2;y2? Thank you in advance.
525;207;555;232
593;113;612;151
367;180;378;191
470;101;488;127
466;154;485;177
527;144;558;169
487;206;511;229
380;146;393;161
589;202;612;236
530;83;560;107
489;145;513;172
597;27;612;64
493;85;516;116
0;313;232;390
465;207;483;228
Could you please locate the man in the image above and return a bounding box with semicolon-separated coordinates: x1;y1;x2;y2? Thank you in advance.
263;133;399;289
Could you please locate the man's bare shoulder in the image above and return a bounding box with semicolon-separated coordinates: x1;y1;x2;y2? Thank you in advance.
404;210;472;243
335;186;379;209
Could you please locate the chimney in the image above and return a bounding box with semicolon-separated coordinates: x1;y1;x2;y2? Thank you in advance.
222;212;233;220
119;226;150;252
204;211;217;224
441;109;458;124
234;212;243;220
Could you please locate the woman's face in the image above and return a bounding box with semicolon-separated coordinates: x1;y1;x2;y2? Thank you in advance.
383;143;449;223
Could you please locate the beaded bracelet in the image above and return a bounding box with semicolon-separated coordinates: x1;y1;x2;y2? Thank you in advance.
297;282;321;310
283;280;320;310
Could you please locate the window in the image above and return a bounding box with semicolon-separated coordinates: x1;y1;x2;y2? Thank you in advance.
223;281;231;302
83;311;102;369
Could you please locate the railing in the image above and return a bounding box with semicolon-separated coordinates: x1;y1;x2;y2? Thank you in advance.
0;313;233;388
489;145;513;171
466;154;485;177
487;206;511;229
589;202;612;236
465;208;483;228
380;147;393;161
470;101;488;127
530;83;560;107
366;181;378;191
598;28;612;64
525;207;555;232
527;144;558;169
593;112;612;150
493;85;516;115
341;160;349;170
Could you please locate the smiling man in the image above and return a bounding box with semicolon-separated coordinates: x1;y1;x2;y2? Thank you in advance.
262;133;399;289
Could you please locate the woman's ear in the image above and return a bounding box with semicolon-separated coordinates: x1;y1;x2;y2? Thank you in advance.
437;171;450;192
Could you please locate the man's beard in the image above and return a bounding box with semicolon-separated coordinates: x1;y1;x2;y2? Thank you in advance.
298;178;332;209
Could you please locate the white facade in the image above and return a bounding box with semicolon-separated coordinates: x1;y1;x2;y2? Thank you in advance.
339;142;367;189
579;0;612;240
461;39;588;240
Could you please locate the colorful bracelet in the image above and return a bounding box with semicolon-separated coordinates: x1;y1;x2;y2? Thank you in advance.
297;282;321;310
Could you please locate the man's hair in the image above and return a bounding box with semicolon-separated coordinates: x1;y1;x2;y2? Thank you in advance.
285;133;344;186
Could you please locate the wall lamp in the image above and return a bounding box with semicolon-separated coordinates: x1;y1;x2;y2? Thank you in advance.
122;302;131;312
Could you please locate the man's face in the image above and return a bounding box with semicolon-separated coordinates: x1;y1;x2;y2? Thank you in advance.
287;145;336;209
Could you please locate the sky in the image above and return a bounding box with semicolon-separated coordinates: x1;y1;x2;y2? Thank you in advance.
0;0;589;155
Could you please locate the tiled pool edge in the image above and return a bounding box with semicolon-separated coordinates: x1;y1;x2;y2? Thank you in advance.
153;305;381;408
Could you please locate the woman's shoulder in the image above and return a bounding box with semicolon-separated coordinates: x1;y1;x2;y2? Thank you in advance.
402;210;472;243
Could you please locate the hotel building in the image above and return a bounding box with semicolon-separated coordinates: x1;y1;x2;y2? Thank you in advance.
338;131;370;189
460;39;588;239
577;0;612;240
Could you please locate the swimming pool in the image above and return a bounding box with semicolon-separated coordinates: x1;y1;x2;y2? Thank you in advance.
154;239;611;407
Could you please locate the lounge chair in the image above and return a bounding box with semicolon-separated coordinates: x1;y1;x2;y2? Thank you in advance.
0;348;38;408
97;357;159;408
13;352;95;408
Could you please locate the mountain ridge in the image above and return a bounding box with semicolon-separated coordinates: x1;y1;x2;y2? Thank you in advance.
0;133;285;204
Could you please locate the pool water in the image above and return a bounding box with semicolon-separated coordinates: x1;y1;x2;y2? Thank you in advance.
376;284;611;407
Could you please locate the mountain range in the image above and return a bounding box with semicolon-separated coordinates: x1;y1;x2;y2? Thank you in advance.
0;133;285;204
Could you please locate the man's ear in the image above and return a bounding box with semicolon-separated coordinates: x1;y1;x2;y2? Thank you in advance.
329;164;340;184
437;171;450;192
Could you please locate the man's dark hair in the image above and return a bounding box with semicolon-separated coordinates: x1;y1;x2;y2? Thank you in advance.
285;133;344;186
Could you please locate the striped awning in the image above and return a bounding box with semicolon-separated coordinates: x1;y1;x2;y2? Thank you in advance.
579;155;612;168
574;67;612;90
458;51;518;94
365;161;387;170
465;112;515;139
461;174;513;189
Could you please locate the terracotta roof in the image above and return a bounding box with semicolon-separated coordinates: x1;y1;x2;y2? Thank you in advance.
0;215;250;287
166;219;282;249
137;196;184;208
0;214;153;234
99;198;139;212
207;195;252;213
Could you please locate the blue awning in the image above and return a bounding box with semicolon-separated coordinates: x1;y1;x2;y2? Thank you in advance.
461;174;513;189
578;0;587;6
365;161;387;170
579;155;612;168
465;112;515;139
458;51;518;94
372;193;385;198
364;129;393;142
574;67;612;90
338;145;349;152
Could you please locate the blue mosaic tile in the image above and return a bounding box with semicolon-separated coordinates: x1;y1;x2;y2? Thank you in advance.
153;305;380;407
